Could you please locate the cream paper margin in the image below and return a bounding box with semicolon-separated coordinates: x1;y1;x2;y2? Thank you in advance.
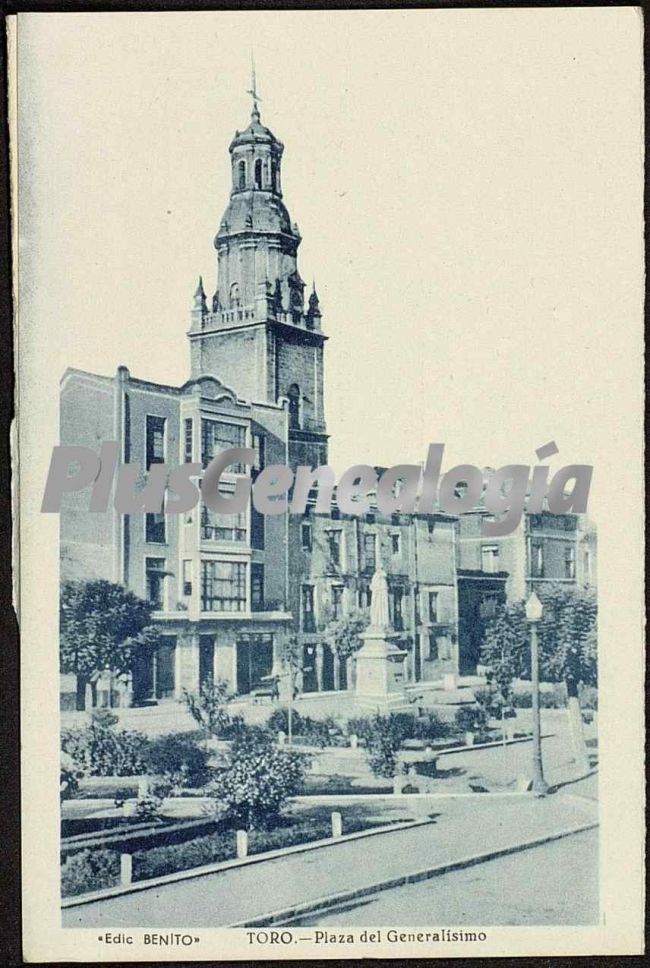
12;8;644;960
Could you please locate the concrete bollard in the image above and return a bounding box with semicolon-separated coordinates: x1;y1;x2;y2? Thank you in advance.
331;811;342;838
236;829;248;859
120;853;132;885
349;733;358;749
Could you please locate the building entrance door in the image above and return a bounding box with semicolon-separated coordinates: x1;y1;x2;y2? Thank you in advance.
199;636;215;687
322;644;335;691
236;634;273;695
302;644;317;692
132;636;176;703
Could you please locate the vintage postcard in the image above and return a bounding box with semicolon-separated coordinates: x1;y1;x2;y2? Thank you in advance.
13;6;645;961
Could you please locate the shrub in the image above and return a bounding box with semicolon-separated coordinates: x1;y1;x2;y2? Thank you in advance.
411;712;452;741
211;726;309;829
60;750;84;801
144;732;211;790
60;848;120;897
511;686;567;709
360;714;414;778
61;712;150;776
266;709;339;747
133;831;234;880
454;704;489;734
182;679;234;738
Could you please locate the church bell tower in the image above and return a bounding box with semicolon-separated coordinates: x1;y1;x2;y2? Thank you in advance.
188;71;328;468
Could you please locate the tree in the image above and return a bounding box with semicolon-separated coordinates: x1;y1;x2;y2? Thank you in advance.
60;579;159;710
322;605;369;661
182;678;234;739
480;585;597;769
537;584;597;771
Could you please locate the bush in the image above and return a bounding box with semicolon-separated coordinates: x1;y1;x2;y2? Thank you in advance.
133;831;234;880
211;726;309;829
144;732;211;790
182;679;234;738
60;750;84;801
511;686;567;709
411;713;453;741
358;714;414;778
61;848;120;897
454;704;489;734
266;709;339;747
61;712;149;776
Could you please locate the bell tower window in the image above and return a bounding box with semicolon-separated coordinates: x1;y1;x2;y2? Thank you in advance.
230;282;240;308
288;384;301;429
237;160;246;190
254;158;263;189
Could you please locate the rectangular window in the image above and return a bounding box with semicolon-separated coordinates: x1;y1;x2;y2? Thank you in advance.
481;544;499;574
358;584;372;609
564;544;576;579
531;541;545;578
332;585;344;621
184;418;193;463
200;504;247;542
146;415;166;469
302;585;315;632
391;533;400;555
363;533;376;573
145;558;166;608
201;418;247;471
201;560;247;612
301;521;312;552
145;512;166;544
325;529;341;568
428;590;439;624
392;587;404;631
251;563;265;611
427;519;436;539
251;507;265;550
252;432;265;477
428;633;439;662
182;559;192;597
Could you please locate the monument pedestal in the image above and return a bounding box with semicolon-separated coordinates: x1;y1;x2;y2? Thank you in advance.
354;630;408;712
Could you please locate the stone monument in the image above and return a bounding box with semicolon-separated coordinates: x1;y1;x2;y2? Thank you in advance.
354;565;408;710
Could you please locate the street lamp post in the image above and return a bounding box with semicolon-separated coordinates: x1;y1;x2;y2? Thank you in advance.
525;591;548;796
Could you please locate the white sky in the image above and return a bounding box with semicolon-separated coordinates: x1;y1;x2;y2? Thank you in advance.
17;8;644;520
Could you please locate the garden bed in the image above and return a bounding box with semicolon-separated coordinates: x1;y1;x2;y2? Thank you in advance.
60;804;400;898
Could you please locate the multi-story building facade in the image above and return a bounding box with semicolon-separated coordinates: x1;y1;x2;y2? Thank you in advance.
59;94;597;710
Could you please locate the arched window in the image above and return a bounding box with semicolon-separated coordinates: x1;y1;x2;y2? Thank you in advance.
237;160;246;190
270;161;276;191
230;282;240;308
288;384;300;429
254;158;263;189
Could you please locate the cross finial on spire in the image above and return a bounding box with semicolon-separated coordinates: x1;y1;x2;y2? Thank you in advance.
247;52;262;119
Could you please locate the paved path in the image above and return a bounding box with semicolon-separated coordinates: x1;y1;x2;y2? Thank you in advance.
63;788;597;929
288;829;599;927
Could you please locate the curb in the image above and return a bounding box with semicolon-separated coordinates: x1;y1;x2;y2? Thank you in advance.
227;820;599;928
